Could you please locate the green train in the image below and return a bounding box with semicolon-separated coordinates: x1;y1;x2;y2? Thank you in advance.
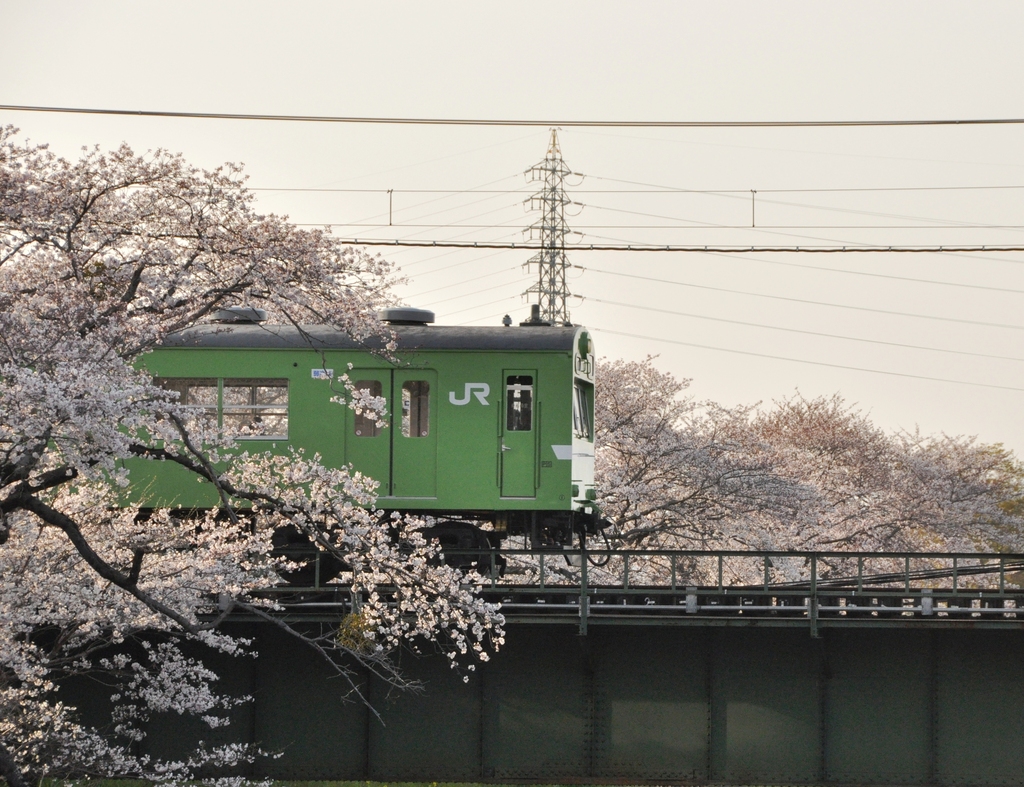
131;306;601;549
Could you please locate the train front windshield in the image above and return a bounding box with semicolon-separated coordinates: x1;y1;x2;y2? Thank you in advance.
573;380;593;441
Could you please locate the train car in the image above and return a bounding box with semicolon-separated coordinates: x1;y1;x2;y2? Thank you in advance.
129;306;600;548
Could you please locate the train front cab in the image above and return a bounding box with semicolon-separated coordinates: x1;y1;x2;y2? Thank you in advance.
569;328;597;530
504;326;597;543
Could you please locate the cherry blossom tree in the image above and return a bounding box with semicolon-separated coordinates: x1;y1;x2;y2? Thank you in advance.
736;394;1024;553
0;128;502;785
593;357;803;550
590;358;1024;586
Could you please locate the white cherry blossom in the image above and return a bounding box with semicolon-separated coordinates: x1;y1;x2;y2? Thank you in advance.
0;128;502;785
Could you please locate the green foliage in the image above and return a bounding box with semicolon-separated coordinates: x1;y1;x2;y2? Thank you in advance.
336;612;377;655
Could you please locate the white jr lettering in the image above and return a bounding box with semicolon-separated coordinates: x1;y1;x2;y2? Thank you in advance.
449;383;490;406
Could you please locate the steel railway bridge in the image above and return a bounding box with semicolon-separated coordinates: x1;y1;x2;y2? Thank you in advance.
73;548;1024;784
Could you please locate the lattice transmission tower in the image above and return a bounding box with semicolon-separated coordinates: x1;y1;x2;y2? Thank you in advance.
523;129;577;325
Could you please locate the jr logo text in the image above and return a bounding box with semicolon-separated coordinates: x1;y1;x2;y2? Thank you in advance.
449;383;490;406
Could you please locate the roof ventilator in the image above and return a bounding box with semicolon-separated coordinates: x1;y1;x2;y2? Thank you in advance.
378;307;436;325
520;303;553;327
213;306;268;323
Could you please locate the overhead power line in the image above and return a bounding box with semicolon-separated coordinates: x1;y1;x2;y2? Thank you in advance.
596;328;1024;393
308;223;1024;229
695;251;1024;294
250;184;1024;194
582;266;1024;330
588;297;1024;362
5;104;1024;128
338;238;1024;254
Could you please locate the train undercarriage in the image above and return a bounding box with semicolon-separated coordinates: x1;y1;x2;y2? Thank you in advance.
271;508;611;583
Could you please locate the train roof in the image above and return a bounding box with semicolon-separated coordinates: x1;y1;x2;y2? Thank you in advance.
160;323;583;352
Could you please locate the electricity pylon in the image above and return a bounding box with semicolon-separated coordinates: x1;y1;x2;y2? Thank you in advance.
524;129;575;325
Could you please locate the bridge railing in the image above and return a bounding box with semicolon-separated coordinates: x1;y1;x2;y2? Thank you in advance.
257;546;1024;633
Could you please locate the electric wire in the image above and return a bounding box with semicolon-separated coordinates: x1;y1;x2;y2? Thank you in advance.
754;194;1024;230
581;266;1024;330
587;297;1024;362
697;251;1024;294
594;328;1024;393
341;173;524;230
571;128;1024;171
578;215;1024;253
262;177;1024;266
325;200;525;237
583;176;1024;226
15;102;1024;389
581;197;1024;232
387;186;531;228
582;175;1024;241
399;247;507;274
299;223;1024;230
426;276;525;306
293;131;541;192
7;105;1024;127
248;184;1024;195
443;295;522;317
334;238;1024;254
407;265;520;299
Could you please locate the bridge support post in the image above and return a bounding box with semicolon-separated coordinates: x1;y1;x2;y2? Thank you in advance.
579;537;589;636
810;555;819;638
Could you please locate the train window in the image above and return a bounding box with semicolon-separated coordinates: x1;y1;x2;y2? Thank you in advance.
506;375;533;432
156;377;218;426
158;378;217;407
401;380;430;437
573;380;593;441
353;380;383;437
222;379;289;439
155;378;288;439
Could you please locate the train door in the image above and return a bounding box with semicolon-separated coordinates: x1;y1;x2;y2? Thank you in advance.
345;370;392;494
500;369;537;498
391;369;437;497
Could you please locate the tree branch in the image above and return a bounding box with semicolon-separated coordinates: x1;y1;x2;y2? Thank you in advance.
18;494;203;635
232;599;417;722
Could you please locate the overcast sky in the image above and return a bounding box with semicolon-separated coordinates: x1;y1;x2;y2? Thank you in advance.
4;0;1024;453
